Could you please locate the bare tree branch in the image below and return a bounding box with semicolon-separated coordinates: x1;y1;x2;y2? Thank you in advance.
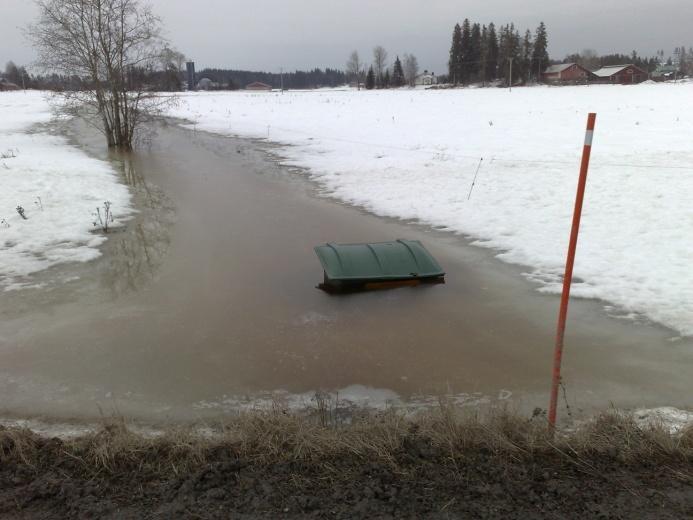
27;0;172;150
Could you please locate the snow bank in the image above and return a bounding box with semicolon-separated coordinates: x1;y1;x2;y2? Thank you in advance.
166;85;693;336
0;91;133;290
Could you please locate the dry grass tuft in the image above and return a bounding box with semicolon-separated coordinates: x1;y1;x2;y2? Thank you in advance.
568;410;693;462
0;405;690;482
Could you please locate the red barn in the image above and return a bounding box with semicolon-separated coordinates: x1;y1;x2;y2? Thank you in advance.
0;78;20;91
541;63;595;83
245;81;272;91
592;64;648;84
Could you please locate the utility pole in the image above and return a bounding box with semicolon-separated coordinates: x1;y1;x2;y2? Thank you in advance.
508;57;514;92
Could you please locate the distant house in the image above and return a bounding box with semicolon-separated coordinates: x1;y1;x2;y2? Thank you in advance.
592;64;648;84
245;81;272;91
651;64;679;81
0;78;20;91
415;70;437;86
541;63;595;83
196;78;218;90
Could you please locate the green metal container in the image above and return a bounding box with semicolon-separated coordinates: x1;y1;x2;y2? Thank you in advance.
314;239;445;292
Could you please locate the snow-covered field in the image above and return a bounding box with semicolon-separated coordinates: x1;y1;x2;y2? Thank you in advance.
0;91;132;290
167;84;693;336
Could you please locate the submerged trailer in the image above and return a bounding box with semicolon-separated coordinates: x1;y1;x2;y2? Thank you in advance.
314;239;445;292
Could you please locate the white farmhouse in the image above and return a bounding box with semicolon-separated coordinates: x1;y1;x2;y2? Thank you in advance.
415;70;438;86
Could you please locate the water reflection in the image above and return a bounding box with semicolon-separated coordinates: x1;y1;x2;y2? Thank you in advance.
100;153;174;295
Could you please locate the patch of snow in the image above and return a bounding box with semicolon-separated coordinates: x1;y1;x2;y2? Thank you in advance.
0;91;133;290
166;85;693;336
0;417;167;440
193;385;402;412
633;406;693;434
192;385;494;413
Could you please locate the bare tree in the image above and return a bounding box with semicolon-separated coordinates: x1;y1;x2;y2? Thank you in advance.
161;47;186;72
346;50;362;90
372;46;388;87
4;61;19;83
159;46;186;91
403;54;420;87
579;49;600;70
27;0;169;150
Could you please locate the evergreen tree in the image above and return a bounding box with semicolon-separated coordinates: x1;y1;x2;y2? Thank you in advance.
532;21;549;73
486;23;499;81
469;23;482;81
498;24;521;85
448;23;463;84
679;46;688;76
460;18;472;83
392;56;405;86
365;66;375;89
522;29;533;82
383;68;391;88
480;25;488;84
497;25;508;82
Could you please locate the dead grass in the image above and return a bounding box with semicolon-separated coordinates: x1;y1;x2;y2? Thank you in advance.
0;404;691;482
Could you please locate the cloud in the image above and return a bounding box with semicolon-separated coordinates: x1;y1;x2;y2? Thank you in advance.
2;0;691;73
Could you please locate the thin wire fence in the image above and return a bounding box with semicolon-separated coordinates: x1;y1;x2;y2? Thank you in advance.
259;123;693;171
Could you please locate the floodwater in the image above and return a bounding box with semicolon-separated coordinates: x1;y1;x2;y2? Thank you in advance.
1;120;691;423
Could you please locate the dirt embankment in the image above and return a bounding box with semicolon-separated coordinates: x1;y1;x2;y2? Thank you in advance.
0;407;691;519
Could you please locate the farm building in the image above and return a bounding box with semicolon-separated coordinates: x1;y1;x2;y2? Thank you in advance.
415;71;438;86
0;78;20;91
541;63;595;83
245;81;272;91
651;64;680;81
592;64;648;84
196;78;219;90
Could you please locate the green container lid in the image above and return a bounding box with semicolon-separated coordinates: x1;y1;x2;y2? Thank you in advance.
314;239;445;282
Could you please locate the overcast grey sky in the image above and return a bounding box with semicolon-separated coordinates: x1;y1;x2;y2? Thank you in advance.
2;0;692;74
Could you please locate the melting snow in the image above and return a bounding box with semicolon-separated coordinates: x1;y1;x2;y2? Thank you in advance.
0;91;133;290
167;84;693;336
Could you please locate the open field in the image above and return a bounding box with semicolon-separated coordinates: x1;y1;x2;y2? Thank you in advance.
168;83;693;336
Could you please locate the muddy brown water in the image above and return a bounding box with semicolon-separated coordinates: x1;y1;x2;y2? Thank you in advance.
0;120;691;423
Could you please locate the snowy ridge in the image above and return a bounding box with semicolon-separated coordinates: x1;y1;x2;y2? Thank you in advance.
0;91;133;290
166;85;693;336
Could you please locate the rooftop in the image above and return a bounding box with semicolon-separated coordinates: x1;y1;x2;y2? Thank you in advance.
544;63;576;74
592;64;638;77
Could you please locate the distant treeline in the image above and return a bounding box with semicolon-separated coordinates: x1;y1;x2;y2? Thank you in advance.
195;68;346;90
1;63;346;91
4;41;692;94
1;59;184;91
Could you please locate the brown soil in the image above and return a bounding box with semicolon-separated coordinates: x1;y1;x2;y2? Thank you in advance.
0;408;691;519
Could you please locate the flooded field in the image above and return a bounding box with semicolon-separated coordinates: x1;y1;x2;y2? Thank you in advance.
0;120;691;423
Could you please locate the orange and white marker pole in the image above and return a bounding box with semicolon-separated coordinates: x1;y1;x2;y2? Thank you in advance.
548;113;597;429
